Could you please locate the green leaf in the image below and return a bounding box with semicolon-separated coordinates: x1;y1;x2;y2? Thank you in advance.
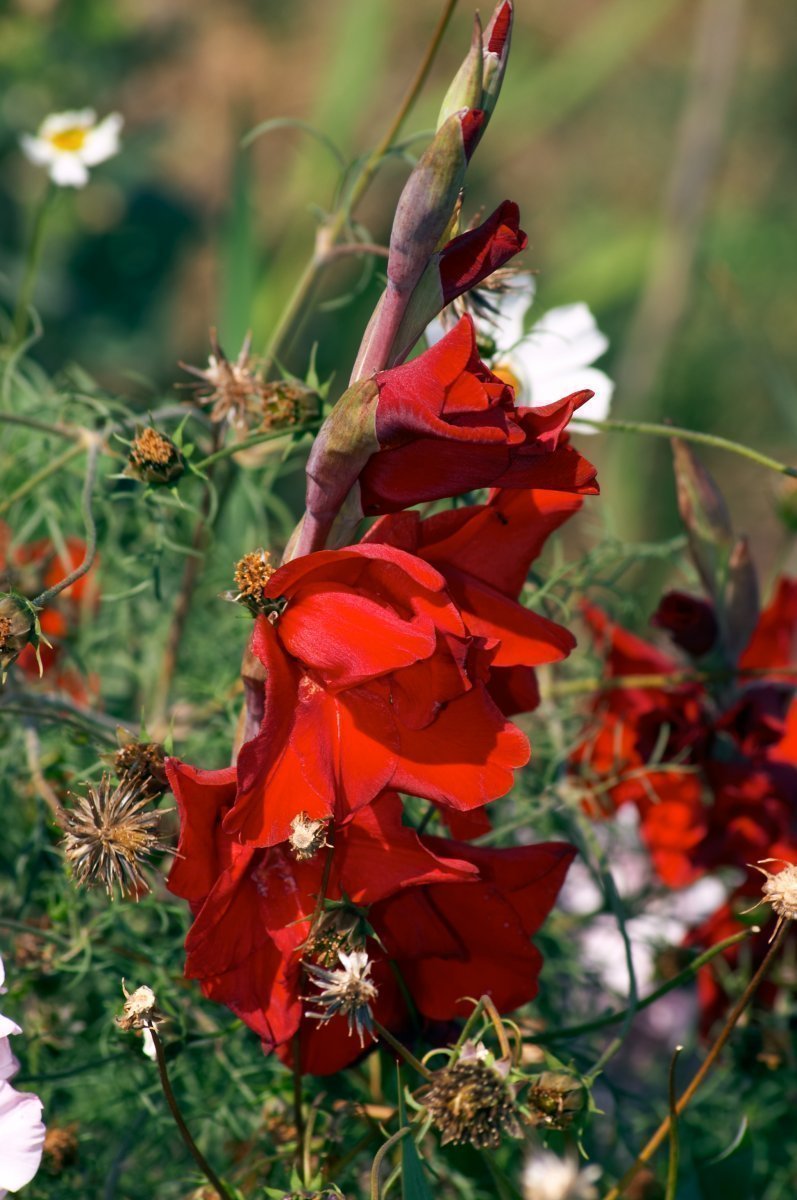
695;1118;754;1200
397;1069;433;1200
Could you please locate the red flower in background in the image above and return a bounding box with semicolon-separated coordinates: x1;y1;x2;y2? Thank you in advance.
358;317;597;515
571;580;797;888
229;542;529;846
0;522;99;700
166;760;575;1075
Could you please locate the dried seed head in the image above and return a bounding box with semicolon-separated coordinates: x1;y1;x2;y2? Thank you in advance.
526;1071;585;1130
302;907;368;969
304;949;377;1045
114;740;168;796
259;379;319;431
127;428;186;486
750;859;797;941
0;591;37;674
43;1124;79;1173
61;775;166;899
117;981;164;1031
289;812;330;861
227;549;287;620
181;331;265;430
424;1052;521;1149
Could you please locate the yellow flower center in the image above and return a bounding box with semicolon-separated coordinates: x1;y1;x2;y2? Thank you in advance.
492;360;524;399
48;127;89;152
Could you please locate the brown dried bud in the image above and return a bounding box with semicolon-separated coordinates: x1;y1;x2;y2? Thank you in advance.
750;858;797;941
526;1071;585;1130
127;428;186;486
227;549;287;620
424;1048;521;1149
117;981;164;1031
114;740;168;796
61;775;166;899
43;1124;79;1173
0;591;38;675
288;812;329;861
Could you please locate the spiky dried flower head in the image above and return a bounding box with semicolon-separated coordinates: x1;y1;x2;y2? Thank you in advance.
289;812;330;861
127;427;186;486
181;330;319;434
526;1071;586;1130
304;949;377;1046
424;1043;521;1149
61;775;166;899
117;981;164;1031
113;739;168;796
0;591;38;674
226;548;287;621
750;859;797;941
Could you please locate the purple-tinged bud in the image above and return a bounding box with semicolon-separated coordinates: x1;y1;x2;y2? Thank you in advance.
722;535;760;662
672;438;733;600
482;1;514;120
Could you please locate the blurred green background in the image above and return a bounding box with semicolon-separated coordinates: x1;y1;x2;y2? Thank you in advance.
1;0;796;569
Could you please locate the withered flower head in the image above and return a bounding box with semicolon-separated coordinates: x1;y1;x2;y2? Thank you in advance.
43;1124;79;1173
304;949;377;1045
289;812;330;861
114;739;168;796
127;427;186;487
0;591;38;675
117;981;164;1031
424;1045;521;1149
527;1071;585;1130
227;549;287;621
61;775;166;899
181;330;318;434
750;858;797;941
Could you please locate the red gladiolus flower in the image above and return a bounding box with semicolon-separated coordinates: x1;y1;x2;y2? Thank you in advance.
438;201;527;307
651;591;719;658
229;542;529;846
358;316;598;516
166;760;575;1075
365;487;583;715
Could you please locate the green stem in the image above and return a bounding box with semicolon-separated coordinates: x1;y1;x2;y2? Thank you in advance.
602;922;788;1200
261;0;459;373
373;1020;432;1080
194;420;322;470
664;1045;683;1200
148;1026;235;1200
532;927;754;1042
576;417;797;478
33;434;101;607
0;440;85;517
0;412;81;441
12;184;55;345
370;1127;412;1200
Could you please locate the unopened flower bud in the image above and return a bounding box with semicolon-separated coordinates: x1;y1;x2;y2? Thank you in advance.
438;2;514;133
227;549;287;621
114;739;169;796
527;1071;585;1130
438;14;484;128
127;427;186;486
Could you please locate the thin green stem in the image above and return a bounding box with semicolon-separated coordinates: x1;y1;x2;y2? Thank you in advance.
0;412;82;441
602;922;788;1200
576;417;797;478
370;1127;412;1200
12;184;55;345
0;440;85;517
550;664;797;699
664;1045;683;1200
532;927;754;1042
194;420;322;470
33;434;101;607
147;1026;235;1200
261;0;459;372
373;1020;433;1080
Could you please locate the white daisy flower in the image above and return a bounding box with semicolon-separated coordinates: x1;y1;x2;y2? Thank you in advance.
428;272;614;432
20;108;123;188
0;955;46;1197
522;1149;601;1200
